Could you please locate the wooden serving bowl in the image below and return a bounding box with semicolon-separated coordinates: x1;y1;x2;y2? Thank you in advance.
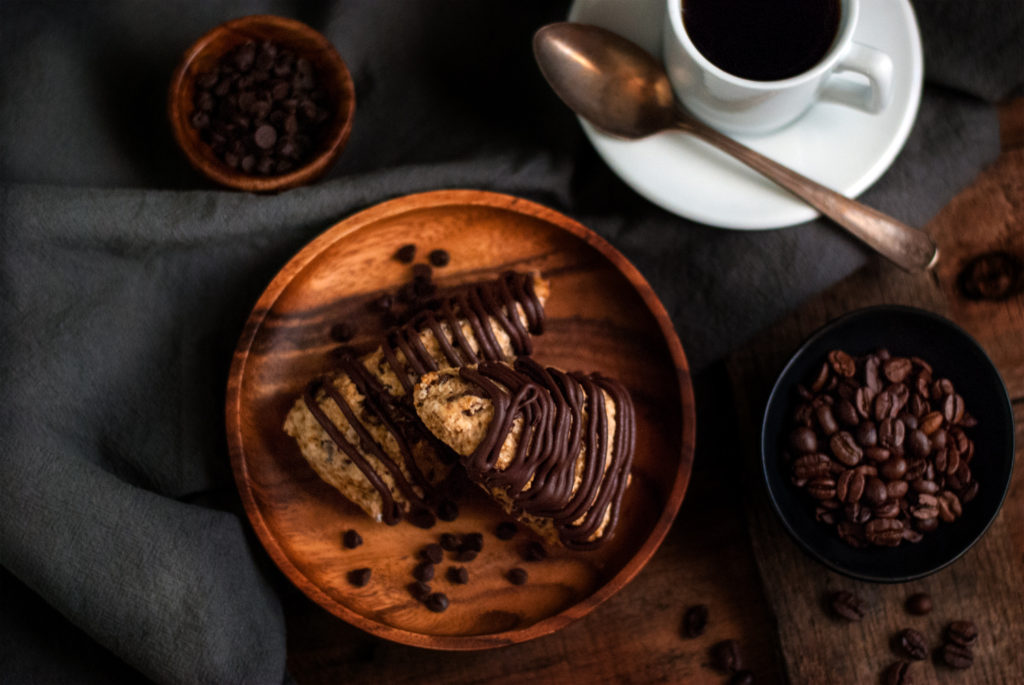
168;14;355;192
226;190;696;648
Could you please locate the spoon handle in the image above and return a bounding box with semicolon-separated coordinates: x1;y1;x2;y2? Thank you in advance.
675;114;939;272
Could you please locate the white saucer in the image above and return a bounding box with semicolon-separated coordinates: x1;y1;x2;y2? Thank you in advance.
567;0;923;229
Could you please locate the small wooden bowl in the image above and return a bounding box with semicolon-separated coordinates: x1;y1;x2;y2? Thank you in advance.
168;15;355;192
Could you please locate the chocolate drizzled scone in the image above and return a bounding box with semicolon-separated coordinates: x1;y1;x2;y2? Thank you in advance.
412;358;635;549
284;271;549;524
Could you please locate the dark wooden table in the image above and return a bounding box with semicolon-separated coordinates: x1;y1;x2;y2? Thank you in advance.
282;98;1024;684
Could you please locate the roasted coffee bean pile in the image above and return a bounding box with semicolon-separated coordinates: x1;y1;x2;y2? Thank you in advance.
823;589;981;680
786;348;979;548
190;39;331;175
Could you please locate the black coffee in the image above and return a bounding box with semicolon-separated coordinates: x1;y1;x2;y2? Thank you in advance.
683;0;841;81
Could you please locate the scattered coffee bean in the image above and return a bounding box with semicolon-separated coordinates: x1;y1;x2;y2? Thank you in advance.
342;529;362;549
945;620;978;647
941;642;974;669
447;566;469;584
421;543;444;565
730;671;755;685
882;661;913;685
495;521;518;540
437;499;459;522
523;541;547;561
895;628;928;661
787;348;979;548
407;581;431;600
428;249;450;267
682;604;709;638
507;568;528;585
424;592;450;612
440;533;460;551
829;590;866;622
329;322;356;343
709;639;743;673
905;592;933;615
394;244;417;263
347;567;371;587
413;561;435;582
406;508;436;529
189;40;331;175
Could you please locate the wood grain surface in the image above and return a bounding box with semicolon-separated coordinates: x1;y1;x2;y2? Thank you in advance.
226;190;695;649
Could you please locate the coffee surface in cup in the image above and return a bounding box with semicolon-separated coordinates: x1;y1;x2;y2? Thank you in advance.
683;0;840;81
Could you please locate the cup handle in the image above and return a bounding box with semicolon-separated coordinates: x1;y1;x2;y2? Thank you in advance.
819;42;894;113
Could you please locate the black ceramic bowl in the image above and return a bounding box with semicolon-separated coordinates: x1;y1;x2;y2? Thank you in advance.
761;305;1014;582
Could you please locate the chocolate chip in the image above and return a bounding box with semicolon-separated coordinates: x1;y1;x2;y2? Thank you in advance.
329;322;356;343
413;562;435;582
460;533;484;552
709;639;743;673
682;604;709;638
437;499;459;522
407;581;431;600
347;568;371;587
412;263;432;282
507;568;528;585
421;543;444;565
439;533;460;551
406;508;436;529
342;529;362;549
424;592;449;612
428;249;450;267
447;566;469;584
394;244;416;263
495;521;518;540
455;549;478;562
522;541;547;561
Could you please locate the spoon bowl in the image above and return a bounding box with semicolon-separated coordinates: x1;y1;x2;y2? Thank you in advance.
533;22;939;272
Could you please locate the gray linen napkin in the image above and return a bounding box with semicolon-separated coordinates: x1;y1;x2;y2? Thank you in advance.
1;1;1020;682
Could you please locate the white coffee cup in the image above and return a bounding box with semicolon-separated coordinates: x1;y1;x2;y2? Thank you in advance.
663;0;894;135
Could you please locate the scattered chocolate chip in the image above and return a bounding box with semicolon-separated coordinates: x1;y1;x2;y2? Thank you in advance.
507;568;528;585
495;521;518;540
347;568;371;587
413;562;435;582
421;543;444;565
428;249;450;267
406;508;436;529
342;529;362;549
709;639;743;673
905;592;932;615
460;533;484;552
412;263;432;282
828;590;866;622
394;244;416;263
447;566;469;584
682;604;709;638
439;533;460;551
407;581;431;600
523;541;547;561
456;549;478;562
424;592;449;612
437;499;459;522
329;322;356;343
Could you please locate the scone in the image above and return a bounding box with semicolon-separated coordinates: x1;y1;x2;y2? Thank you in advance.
412;358;635;549
284;271;549;524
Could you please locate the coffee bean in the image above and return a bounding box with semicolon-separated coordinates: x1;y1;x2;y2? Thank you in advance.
810;362;830;392
709;639;743;673
523;541;547;561
682;604;709;638
880;456;908;481
941;642;974;669
408;580;431;600
424;592;450;612
895;628;928;660
730;671;755;685
887;480;908;500
428;249;450;267
829;590;865;621
791;453;832;483
446;565;469;584
342;529;362;549
944;393;966;424
507;567;528;585
830;431;863;466
946;620;978;647
440;532;460;551
855;420;878;447
879;418;906;449
394;244;417;263
836;399;859;426
815;404;840;435
828;349;856;377
882;661;913;685
905;592;932;615
837;469;866;504
865;518;904;546
937;491;963;522
347;567;371;587
421;543;444;564
789;426;818;453
865;446;891;463
806;477;837;500
495;521;518;540
863;477;888;506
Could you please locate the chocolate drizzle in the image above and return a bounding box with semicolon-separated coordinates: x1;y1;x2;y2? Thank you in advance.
301;271;545;523
458;359;635;549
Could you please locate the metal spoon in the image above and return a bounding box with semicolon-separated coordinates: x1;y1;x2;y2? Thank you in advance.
533;22;939;272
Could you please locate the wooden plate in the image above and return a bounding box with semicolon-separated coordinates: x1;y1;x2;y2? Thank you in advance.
226;189;695;649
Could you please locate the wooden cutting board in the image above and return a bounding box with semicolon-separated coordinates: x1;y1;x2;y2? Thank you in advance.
725;141;1024;683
